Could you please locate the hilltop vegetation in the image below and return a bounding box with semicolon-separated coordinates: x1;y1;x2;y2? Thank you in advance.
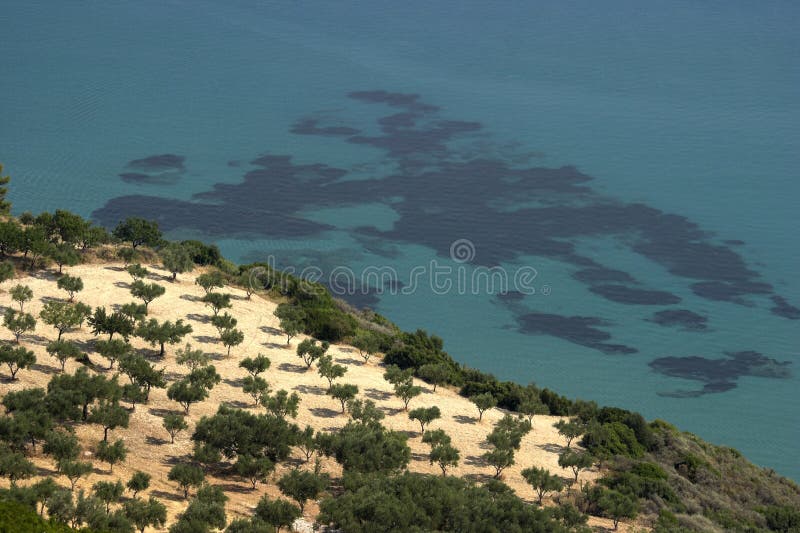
0;172;798;532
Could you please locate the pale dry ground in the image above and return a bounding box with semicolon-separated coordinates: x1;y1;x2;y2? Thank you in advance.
0;262;635;532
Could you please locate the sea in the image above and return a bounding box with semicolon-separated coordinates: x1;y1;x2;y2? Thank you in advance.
2;0;798;480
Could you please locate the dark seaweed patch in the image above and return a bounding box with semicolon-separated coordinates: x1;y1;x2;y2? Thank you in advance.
94;89;784;357
649;309;709;331
770;295;800;320
290;118;361;136
126;154;185;171
589;285;681;305
516;312;637;355
572;267;636;284
649;350;791;397
119;172;181;185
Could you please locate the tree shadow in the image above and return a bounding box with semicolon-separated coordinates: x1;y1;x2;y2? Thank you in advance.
104;266;126;272
24;334;52;347
113;281;130;289
259;326;283;337
193;335;218;344
39;295;63;304
148;407;182;418
186;313;212;324
335;357;362;366
379;406;405;417
146;436;169;446
464;455;487;467
223;400;251;409
216;482;253;494
150;490;183;503
180;294;200;303
452;414;477;425
309;407;340;419
537;443;564;454
222;377;244;387
278;362;307;374
263;342;286;349
411;452;429;462
364;388;392;401
293;384;325;396
31;362;60;375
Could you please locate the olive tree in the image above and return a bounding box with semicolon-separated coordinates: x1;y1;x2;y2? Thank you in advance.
296;338;329;369
317;354;347;389
0;343;35;380
274;304;304;345
471;393;497;422
163;413;188;443
328;383;358;413
3;309;36;343
277;469;328;513
168;463;205;499
57;274;83;301
160;242;194;281
10;284;33;311
136;318;193;357
408;406;441;434
126;471;151;498
521;466;563;504
130;280;165;312
113;218;162;249
40;301;83;341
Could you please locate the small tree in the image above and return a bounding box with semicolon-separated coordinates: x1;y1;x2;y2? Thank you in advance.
201;292;232;316
168;463;205;499
44;430;80;468
123;496;167;533
88;307;134;341
175;343;210;371
297;426;317;462
296;338;329;369
136;318;193;357
3;309;36;343
50;244;80;274
89;400;130;441
167;365;220;414
10;284;33;311
32;477;60;515
239;354;271;378
0;261;15;286
93;480;124;513
163;413;188;443
220;327;245;357
126;471;151;498
242;375;270;406
417;362;450;392
94;338;132;370
351;330;380;362
274;303;304;345
60;460;93;490
519;394;549;424
554;419;585;448
262;389;300;420
126;263;149;281
113;218;162;249
119;302;147;322
598;489;638;530
160;242;194;281
394;378;422;411
277;469;328;513
96;439;128;473
521;466;563;504
429;442;460;476
483;446;515;479
40;301;82;341
46;340;83;372
254;496;301;533
235;454;275;490
211;312;237;336
0;449;35;486
130;280;165;312
117;247;139;266
317;354;347;389
408;406;441;433
471;393;497;422
558;449;594;484
328;383;358;413
346;398;385;425
57;274;83;302
0;343;35;379
195;271;224;294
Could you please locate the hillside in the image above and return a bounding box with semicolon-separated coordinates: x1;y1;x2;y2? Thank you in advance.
1;260;621;530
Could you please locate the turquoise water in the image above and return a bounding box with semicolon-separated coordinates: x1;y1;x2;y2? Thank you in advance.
2;1;798;478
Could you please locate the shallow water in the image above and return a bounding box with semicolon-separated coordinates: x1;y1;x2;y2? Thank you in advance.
2;0;798;478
